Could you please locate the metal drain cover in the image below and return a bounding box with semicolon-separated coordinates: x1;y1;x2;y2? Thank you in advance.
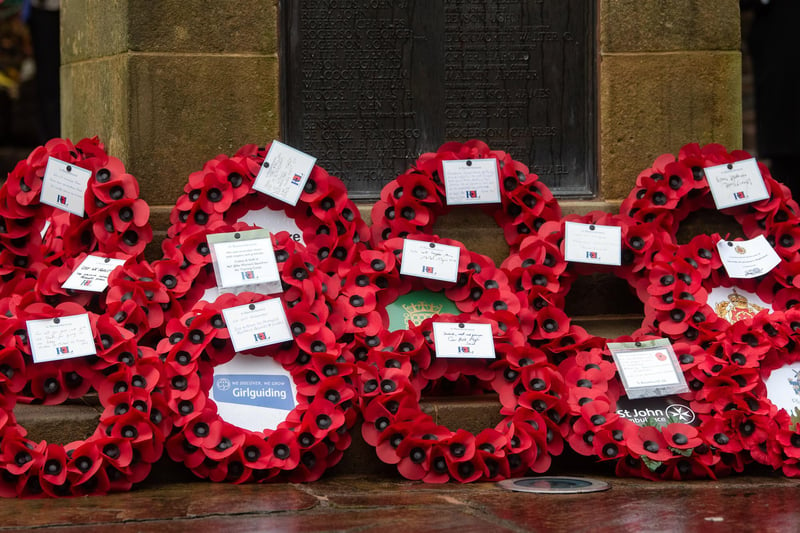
496;476;610;494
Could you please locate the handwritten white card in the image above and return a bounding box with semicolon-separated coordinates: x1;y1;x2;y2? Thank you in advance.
40;157;92;217
564;221;622;266
27;314;97;363
399;239;460;283
442;158;502;206
208;229;281;289
61;255;127;292
705;158;769;210
432;322;495;359
716;236;781;279
221;298;293;353
252;141;316;206
608;338;688;400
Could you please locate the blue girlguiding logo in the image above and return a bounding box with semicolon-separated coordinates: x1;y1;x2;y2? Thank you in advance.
213;374;295;410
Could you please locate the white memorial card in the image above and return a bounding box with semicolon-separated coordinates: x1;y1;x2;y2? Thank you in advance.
252;140;316;206
399;239;460;283
221;298;293;353
764;362;800;419
27;314;97;364
432;322;496;359
208;229;281;289
716;236;781;279
705;158;769;210
61;255;127;292
608;338;688;400
442;158;502;206
564;221;622;266
40;157;92;217
209;354;297;432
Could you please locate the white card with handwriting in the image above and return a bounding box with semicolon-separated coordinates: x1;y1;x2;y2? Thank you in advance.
61;255;126;292
221;298;293;353
40;157;92;217
399;239;460;283
716;235;781;279
208;229;281;289
27;314;97;363
442;158;501;206
432;322;495;359
252;141;315;206
564;221;622;266
705;158;769;210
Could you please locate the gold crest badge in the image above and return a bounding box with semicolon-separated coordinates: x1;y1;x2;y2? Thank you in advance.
713;289;764;323
401;301;444;326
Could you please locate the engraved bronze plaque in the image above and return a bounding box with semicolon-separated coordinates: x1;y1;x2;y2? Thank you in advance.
281;1;595;199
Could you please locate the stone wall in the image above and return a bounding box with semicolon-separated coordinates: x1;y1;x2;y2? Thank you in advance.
61;0;742;264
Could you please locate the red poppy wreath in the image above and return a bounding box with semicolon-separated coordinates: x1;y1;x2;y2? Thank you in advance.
559;336;758;480
499;214;759;479
501;211;674;353
369;140;561;250
620;143;800;257
726;307;800;477
0;136;152;293
163;142;369;307
158;290;356;483
157;236;356;483
639;232;800;344
334;234;573;481
357;317;571;482
0;304;170;497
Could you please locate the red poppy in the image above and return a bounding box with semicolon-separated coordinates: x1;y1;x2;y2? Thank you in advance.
623;425;674;462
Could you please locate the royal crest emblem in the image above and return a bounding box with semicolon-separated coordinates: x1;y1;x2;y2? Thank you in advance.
401;301;444;326
713;289;765;324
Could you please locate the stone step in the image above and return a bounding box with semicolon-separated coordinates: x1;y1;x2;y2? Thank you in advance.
12;394;509;481
16;392;609;483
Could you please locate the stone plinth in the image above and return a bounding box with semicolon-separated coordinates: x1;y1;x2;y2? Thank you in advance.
61;0;280;211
